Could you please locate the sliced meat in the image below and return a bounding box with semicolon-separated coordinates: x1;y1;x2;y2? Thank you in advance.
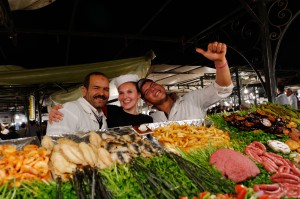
210;148;260;182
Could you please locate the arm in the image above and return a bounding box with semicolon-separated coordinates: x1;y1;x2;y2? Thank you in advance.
46;103;78;135
195;41;232;86
48;104;64;124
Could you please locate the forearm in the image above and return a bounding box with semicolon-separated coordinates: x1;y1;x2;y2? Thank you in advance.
215;59;232;86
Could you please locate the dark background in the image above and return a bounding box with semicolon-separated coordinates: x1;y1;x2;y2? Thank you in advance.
0;0;299;71
0;0;299;114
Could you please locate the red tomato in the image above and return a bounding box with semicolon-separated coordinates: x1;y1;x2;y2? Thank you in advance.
235;184;247;193
235;184;248;199
180;196;189;199
216;193;230;199
258;194;269;199
199;191;209;199
193;196;199;199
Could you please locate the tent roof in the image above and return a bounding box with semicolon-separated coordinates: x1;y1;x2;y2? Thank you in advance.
0;0;299;114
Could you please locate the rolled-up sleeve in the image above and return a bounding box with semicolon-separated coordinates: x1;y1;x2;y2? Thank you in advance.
213;81;234;98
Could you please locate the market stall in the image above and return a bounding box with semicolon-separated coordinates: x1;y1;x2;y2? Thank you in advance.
0;102;300;198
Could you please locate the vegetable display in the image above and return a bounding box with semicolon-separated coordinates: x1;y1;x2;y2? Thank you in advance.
1;103;300;198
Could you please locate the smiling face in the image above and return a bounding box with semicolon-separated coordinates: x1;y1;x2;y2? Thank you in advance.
118;82;140;113
82;74;110;111
140;81;167;105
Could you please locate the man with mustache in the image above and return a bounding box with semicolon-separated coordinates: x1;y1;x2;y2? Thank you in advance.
46;72;109;135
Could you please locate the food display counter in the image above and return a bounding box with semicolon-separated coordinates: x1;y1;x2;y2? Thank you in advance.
0;103;300;199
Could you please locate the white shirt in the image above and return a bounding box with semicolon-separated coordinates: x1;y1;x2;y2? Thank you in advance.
1;128;9;135
287;94;298;109
150;81;233;122
275;93;289;106
46;97;107;135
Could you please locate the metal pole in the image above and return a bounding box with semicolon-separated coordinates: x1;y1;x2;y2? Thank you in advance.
258;0;277;102
235;69;242;109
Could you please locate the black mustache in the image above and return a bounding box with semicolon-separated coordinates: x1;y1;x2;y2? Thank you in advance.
94;95;108;100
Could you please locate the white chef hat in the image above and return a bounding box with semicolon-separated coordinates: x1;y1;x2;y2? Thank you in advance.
114;74;140;88
1;123;9;127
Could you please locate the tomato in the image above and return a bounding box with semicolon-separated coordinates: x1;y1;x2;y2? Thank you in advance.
193;196;199;199
236;189;247;199
235;184;248;199
258;194;269;199
216;193;230;199
199;191;209;199
180;196;189;199
235;184;247;193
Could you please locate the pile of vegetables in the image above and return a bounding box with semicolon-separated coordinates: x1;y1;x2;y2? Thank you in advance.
180;184;269;199
0;179;76;199
98;151;235;199
2;102;299;198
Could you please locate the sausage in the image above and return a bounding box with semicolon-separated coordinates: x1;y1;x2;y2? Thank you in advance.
271;172;300;182
245;148;262;163
272;178;299;184
284;183;300;198
263;152;284;166
262;156;279;170
250;141;267;151
267;190;287;199
290;164;300;177
282;183;300;188
245;145;264;155
282;158;293;166
278;165;291;173
266;152;284;159
285;191;300;199
258;183;280;191
263;185;282;194
262;158;278;173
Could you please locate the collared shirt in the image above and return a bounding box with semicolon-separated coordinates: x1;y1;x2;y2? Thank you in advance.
46;97;107;135
287;94;298;109
275;93;289;106
150;81;233;122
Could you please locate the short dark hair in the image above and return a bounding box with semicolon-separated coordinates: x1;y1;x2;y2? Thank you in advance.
137;78;154;97
277;84;285;93
83;72;108;89
21;122;26;128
